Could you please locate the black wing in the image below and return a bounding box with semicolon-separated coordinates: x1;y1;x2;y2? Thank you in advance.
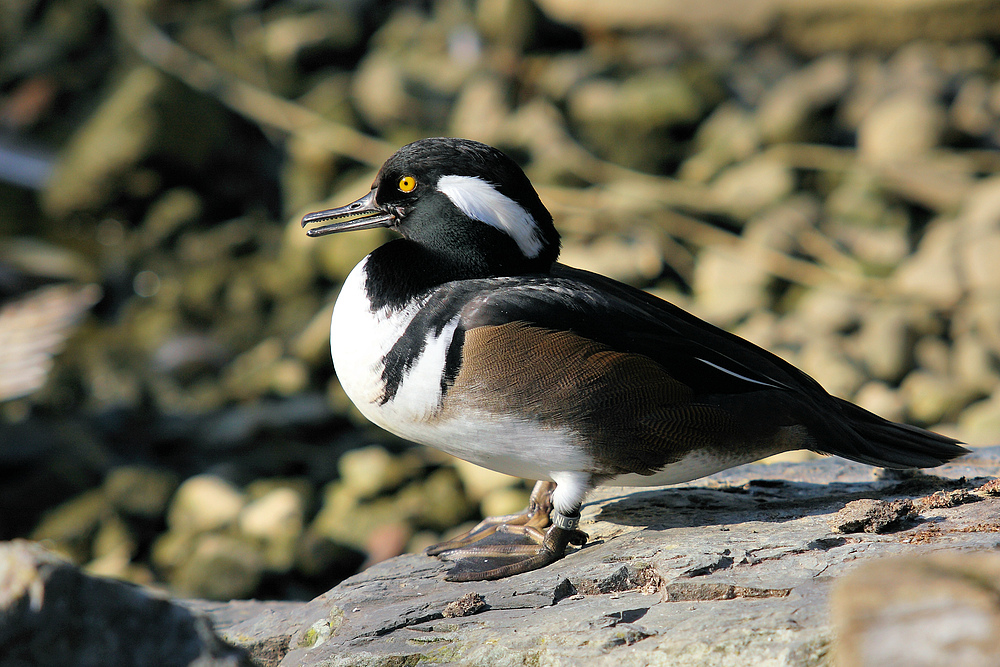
452;263;822;399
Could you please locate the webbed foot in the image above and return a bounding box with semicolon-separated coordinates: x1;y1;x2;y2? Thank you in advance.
436;521;587;581
425;480;587;581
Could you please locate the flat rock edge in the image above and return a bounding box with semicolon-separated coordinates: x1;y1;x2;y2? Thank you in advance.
3;448;1000;667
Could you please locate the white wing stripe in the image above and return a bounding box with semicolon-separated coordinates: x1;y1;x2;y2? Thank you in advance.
695;357;781;388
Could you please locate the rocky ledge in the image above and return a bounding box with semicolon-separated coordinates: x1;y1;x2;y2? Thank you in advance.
5;448;1000;667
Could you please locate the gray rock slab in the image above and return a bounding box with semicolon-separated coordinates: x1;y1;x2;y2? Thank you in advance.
193;448;1000;666
0;539;253;667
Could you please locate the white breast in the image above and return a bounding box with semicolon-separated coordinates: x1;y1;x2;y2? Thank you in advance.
330;257;591;482
330;257;429;414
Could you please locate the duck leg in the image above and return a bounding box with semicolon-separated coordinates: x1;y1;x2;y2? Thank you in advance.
426;480;588;581
426;480;555;554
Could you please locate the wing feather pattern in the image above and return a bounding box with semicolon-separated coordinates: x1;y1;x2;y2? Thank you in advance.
444;321;747;475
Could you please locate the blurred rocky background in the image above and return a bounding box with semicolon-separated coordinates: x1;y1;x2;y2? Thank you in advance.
1;0;1000;605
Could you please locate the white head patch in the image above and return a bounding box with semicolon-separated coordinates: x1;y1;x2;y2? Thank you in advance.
436;174;544;258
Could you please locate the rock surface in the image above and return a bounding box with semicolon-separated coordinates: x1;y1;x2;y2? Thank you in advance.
0;539;252;667
173;448;1000;667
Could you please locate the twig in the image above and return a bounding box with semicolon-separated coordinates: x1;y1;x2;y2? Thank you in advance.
764;144;856;173
653;208;872;292
97;0;394;167
541;185;874;292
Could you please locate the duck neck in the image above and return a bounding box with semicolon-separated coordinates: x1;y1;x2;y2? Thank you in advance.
361;239;488;311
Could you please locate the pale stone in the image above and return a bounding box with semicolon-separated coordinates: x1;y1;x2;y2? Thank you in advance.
481;487;532;518
170;534;265;601
449;75;510;146
710;156;795;220
833;553;1000;666
900;371;974;427
195;451;1000;666
453;459;518;502
799;335;865;400
958;394;1000;446
850;305;915;383
166;475;244;535
892;218;963;309
757;53;851;143
239;488;306;572
559;235;663;286
952;334;1000;396
692;245;769;327
853;381;906;424
679;102;759;183
104;466;179;518
337;445;420;499
858;93;945;165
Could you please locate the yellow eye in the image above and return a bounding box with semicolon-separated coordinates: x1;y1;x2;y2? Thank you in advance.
398;176;416;192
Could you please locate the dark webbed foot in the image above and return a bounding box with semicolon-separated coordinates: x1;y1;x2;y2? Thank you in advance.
426;480;555;556
438;522;588;581
425;480;588;581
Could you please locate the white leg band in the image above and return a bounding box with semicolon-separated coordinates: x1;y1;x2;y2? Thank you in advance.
552;511;580;531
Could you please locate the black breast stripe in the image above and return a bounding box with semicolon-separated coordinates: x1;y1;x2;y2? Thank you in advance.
378;275;608;404
378;294;458;404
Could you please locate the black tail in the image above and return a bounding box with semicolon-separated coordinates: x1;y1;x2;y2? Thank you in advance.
816;398;970;469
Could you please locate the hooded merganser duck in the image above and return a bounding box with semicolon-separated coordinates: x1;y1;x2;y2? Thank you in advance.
302;137;968;581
